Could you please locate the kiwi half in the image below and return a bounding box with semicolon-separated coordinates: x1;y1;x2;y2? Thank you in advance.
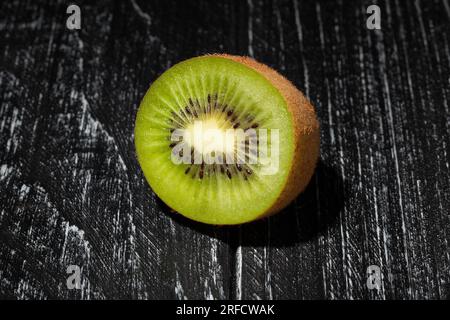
135;54;319;225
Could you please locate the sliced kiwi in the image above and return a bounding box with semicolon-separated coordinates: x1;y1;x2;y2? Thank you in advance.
135;54;319;225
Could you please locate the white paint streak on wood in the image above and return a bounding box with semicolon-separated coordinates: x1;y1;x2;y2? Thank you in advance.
274;4;285;70
293;0;309;97
247;0;254;58
443;0;450;20
235;245;242;300
130;0;152;26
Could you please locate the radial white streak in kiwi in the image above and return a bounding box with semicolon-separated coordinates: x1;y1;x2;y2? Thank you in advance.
140;130;169;140
213;103;229;124
180;75;197;114
215;74;227;109
249;101;268;125
239;174;253;204
168;88;188;116
156;113;178;131
229;89;245;113
206;169;214;220
200;74;210;113
219;75;234;107
138;140;169;151
187;69;205;113
223;78;242;109
236;97;253;125
173;79;193;119
165;115;185;131
202;74;211;110
143;114;171;131
161;75;188;112
156;96;187;126
223;84;239;112
176;78;193;113
213;164;222;213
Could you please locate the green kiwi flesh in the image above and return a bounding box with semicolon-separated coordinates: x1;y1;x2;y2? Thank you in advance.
135;56;297;225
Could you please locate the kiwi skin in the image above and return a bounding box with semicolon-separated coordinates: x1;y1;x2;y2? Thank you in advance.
215;54;320;220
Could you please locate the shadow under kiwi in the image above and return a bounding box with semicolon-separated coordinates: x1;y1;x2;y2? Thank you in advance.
160;160;348;248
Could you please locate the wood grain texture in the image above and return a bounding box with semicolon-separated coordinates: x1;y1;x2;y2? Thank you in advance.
0;0;449;300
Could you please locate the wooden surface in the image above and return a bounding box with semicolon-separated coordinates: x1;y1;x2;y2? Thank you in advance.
0;0;449;300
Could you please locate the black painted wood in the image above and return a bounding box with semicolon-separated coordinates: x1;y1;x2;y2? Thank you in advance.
0;0;449;300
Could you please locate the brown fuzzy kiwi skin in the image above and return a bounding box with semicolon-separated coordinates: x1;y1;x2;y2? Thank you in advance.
214;54;320;220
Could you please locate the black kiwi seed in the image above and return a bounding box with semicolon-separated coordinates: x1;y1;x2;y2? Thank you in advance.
169;142;176;148
199;164;205;179
245;168;253;175
226;169;232;179
185;166;191;174
233;122;240;129
227;110;233;117
236;164;242;171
